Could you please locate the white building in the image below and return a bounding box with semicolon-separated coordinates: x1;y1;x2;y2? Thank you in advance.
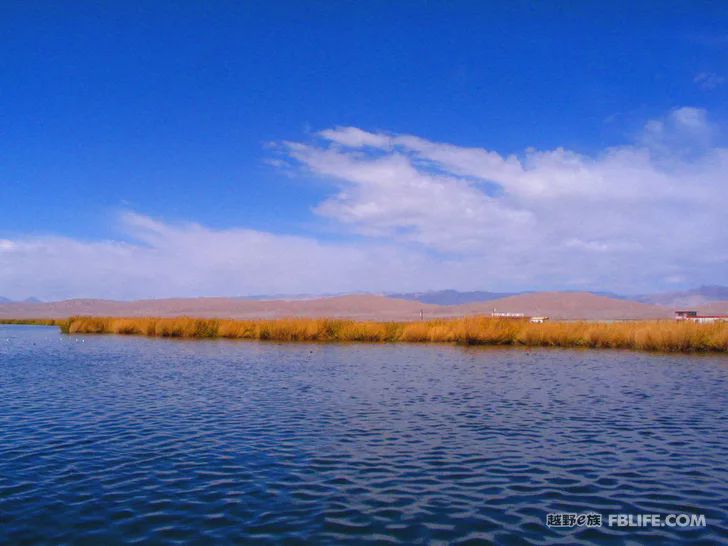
674;310;728;323
491;309;525;318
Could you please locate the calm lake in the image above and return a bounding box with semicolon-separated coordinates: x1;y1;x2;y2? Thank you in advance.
1;325;727;545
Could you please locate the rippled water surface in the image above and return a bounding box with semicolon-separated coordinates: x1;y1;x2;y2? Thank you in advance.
1;325;727;545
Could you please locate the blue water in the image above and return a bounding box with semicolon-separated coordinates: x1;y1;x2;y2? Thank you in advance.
1;325;727;545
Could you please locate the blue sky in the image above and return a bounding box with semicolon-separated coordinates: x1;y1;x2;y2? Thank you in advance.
1;2;727;299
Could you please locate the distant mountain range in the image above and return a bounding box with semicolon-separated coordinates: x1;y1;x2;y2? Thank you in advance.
387;290;518;305
631;285;728;307
388;286;728;307
1;290;727;321
1;287;726;321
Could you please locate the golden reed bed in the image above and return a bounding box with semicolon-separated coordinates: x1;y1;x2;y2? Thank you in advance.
3;316;728;352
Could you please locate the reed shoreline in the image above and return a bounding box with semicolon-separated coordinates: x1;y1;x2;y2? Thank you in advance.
2;316;728;353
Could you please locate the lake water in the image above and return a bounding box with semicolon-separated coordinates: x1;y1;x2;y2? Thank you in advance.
1;325;727;545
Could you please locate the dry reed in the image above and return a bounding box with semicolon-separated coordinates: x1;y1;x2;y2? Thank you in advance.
4;316;726;353
0;318;64;327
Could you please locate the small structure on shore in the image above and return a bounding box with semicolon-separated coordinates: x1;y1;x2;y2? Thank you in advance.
674;310;728;323
491;308;525;318
490;308;549;321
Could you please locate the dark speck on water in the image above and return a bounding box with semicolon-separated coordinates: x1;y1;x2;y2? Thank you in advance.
1;325;727;545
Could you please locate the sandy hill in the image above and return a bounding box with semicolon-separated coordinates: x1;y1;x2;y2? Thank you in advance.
0;292;677;321
0;295;440;321
448;291;671;320
695;301;728;316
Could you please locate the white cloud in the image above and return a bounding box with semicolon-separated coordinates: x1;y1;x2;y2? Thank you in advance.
694;72;725;90
1;108;726;299
640;107;715;154
276;109;727;290
0;214;464;300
